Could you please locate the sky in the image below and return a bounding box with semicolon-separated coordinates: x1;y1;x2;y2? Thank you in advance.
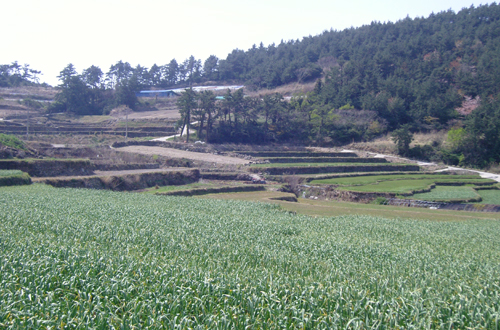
1;0;494;86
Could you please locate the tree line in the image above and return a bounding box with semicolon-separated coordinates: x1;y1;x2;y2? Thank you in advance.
176;85;385;145
0;62;42;87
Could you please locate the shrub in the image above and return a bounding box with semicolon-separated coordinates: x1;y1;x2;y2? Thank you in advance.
391;125;413;156
0;134;26;150
372;196;388;205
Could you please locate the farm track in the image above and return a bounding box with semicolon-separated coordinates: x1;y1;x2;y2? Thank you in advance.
116;146;250;165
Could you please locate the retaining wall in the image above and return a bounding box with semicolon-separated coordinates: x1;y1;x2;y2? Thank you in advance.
0;172;31;186
250;164;420;175
156;184;265;196
0;159;94;177
239;152;358;157
265;157;387;163
39;169;200;191
200;172;254;181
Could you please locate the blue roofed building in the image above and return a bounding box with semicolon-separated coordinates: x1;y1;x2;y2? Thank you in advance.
135;90;179;98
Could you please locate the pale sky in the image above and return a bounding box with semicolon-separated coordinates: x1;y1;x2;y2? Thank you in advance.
1;0;493;86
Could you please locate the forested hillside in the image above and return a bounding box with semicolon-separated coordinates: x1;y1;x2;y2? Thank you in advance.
190;3;500;168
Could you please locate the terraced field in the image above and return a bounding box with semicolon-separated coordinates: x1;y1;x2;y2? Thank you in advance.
251;162;398;168
310;174;490;186
477;188;500;205
309;173;497;202
412;185;480;200
1;184;500;328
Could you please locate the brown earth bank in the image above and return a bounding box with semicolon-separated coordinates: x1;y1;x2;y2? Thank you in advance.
200;172;254;181
239;151;358;157
249;164;420;175
36;169;200;191
156;185;266;197
0;145;38;159
264;157;387;163
32;168;193;180
0;172;31;186
0;159;94;177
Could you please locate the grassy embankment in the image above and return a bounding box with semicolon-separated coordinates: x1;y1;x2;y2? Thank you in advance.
0;170;31;186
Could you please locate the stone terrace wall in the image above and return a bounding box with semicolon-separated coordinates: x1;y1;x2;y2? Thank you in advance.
249;164;420;175
39;169;200;191
0;159;94;177
265;157;387;163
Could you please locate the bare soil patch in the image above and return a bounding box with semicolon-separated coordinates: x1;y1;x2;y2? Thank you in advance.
110;108;181;120
116;146;250;165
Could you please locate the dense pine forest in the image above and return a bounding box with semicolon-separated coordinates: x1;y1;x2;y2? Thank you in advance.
2;3;500;168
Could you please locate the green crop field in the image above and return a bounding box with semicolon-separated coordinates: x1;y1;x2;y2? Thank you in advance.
411;186;480;201
337;179;436;193
310;174;490;186
1;184;500;328
477;189;500;205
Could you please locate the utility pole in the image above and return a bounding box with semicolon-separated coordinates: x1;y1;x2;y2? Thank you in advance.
26;105;30;139
125;108;128;140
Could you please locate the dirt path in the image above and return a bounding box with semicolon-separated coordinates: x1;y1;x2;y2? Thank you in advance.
116;146;250;165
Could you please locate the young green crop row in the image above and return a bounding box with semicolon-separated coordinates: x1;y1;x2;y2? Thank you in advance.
310;174;498;202
1;184;500;328
411;186;481;200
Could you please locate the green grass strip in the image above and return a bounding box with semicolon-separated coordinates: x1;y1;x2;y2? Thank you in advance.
337;179;436;193
477;189;500;205
250;162;408;168
412;186;480;201
311;174;487;185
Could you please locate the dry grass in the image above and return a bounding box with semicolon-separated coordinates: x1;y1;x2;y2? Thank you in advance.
0;86;57;99
24;133;126;145
411;130;447;147
346;131;448;155
346;135;396;154
485;163;500;174
245;81;316;98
